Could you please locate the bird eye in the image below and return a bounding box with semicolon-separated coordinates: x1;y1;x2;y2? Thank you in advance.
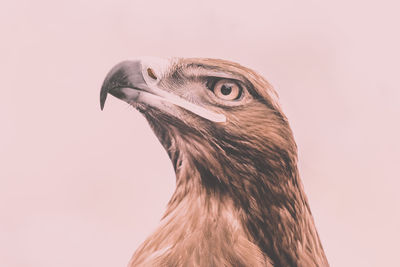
212;79;242;101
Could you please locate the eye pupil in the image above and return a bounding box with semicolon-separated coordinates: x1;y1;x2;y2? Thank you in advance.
221;85;232;95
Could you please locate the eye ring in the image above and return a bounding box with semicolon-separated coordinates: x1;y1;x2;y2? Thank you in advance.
211;79;242;101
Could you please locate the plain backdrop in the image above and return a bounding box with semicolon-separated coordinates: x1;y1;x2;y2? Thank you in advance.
1;0;399;266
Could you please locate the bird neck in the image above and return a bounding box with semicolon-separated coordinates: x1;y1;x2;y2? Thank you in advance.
130;164;268;266
164;138;329;267
159;164;268;266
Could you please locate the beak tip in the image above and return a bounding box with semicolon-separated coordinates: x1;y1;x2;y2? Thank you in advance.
100;85;108;110
100;89;107;111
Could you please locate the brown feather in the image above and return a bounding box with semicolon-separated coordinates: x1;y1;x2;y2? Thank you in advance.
120;58;328;266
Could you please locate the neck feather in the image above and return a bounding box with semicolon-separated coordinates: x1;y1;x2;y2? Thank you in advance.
163;135;329;267
132;122;328;266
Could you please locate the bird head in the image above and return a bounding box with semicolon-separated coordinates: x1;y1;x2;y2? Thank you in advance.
100;57;297;193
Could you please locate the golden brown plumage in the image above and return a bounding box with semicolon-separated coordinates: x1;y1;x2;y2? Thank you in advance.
100;57;329;266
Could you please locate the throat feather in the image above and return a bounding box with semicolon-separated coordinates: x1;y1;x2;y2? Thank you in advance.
134;126;328;266
164;139;328;267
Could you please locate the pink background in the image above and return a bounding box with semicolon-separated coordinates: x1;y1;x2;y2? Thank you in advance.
1;1;399;266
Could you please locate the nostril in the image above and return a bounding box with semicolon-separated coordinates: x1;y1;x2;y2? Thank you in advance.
147;68;157;80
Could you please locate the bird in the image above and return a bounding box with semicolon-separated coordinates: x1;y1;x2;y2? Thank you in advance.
100;57;329;267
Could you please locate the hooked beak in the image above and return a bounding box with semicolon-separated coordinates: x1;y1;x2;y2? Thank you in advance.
100;58;226;123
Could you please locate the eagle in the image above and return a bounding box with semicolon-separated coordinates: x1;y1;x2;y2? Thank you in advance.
100;57;329;267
